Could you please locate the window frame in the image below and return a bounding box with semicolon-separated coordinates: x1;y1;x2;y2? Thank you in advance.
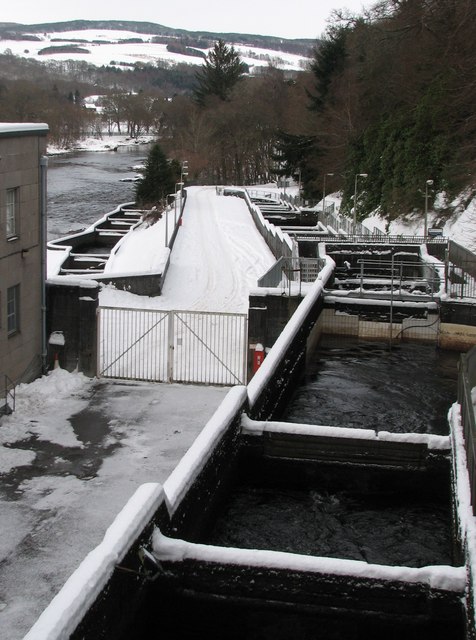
6;187;19;239
7;284;20;336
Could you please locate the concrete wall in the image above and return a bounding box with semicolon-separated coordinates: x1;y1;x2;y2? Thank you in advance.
0;125;48;386
321;306;441;343
439;302;476;351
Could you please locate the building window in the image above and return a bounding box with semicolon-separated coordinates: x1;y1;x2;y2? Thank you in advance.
6;188;19;238
7;285;20;335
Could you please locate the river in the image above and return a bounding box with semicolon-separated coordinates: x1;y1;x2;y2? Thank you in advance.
46;144;150;240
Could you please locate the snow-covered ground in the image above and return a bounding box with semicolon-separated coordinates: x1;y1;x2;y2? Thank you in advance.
0;370;229;640
0;28;309;73
100;185;277;312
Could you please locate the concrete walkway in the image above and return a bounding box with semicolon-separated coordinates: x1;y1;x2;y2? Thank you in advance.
0;376;229;640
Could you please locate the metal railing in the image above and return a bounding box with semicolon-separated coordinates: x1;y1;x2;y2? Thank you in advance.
257;257;326;294
342;258;442;299
446;240;476;299
457;346;476;514
449;240;476;279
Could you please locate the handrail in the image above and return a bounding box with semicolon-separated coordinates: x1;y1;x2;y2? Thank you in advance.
257;257;325;290
4;374;15;415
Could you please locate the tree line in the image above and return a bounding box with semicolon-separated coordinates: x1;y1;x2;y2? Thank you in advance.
276;0;476;221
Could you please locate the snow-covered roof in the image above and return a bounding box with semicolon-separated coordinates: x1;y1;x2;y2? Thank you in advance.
0;123;49;137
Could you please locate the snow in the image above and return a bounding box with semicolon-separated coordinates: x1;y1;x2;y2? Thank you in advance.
0;28;309;73
0;122;49;135
5;137;476;637
99;186;277;312
104;215;170;275
448;402;476;629
152;528;466;592
444;194;476;254
48;331;65;346
325;295;439;309
3;177;337;638
47;133;155;156
24;483;164;640
164;385;247;513
0;371;229;639
241;416;451;450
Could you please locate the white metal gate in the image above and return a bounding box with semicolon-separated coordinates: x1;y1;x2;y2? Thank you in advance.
98;306;248;385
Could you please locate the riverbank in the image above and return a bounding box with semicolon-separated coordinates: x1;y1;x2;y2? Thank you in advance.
47;133;155;156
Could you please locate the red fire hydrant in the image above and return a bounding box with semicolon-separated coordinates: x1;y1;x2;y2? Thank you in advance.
253;343;265;373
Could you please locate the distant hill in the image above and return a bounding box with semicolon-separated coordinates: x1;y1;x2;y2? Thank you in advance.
0;19;316;57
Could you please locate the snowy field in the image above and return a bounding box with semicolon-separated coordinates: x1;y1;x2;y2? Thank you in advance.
0;28;309;73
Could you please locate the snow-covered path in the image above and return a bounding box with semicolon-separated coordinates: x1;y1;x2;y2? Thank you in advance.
101;186;276;312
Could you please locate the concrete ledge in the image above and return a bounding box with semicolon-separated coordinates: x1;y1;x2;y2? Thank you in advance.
440;322;476;351
241;417;450;470
24;483;165;640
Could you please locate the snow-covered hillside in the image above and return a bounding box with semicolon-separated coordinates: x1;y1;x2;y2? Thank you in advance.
0;28;309;73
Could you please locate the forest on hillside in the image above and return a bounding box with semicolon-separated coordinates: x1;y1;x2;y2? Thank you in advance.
287;0;476;221
0;0;474;220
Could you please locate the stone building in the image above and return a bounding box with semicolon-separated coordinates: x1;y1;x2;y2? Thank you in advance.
0;123;49;404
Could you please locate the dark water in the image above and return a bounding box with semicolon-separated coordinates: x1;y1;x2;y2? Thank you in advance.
282;336;460;435
129;337;464;640
135;594;463;640
206;480;453;568
47;143;150;239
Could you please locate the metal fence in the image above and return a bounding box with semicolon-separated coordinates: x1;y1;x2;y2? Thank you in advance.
257;257;325;292
98;307;248;385
449;240;476;279
457;346;476;514
447;240;476;299
348;258;441;298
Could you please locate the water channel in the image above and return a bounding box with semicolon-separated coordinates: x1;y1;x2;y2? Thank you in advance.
206;336;459;564
282;336;459;435
135;338;463;640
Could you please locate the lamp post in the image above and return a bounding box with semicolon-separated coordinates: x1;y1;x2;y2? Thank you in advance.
322;172;334;215
179;160;188;221
353;173;368;235
297;167;302;207
174;182;184;226
165;198;168;247
424;179;434;238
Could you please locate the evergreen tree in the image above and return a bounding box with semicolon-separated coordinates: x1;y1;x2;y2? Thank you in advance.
193;39;247;106
273;131;317;196
135;143;178;206
308;26;348;112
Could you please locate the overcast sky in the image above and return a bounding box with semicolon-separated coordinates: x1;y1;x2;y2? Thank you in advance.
2;0;377;40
